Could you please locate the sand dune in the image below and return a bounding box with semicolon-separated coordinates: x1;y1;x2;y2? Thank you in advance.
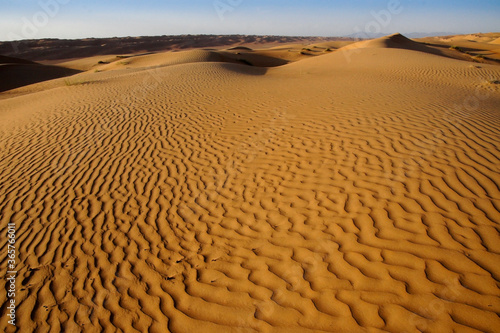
0;33;500;332
342;33;490;63
0;56;80;92
342;33;427;50
0;55;35;65
94;49;288;72
436;33;500;44
417;33;500;62
49;55;130;71
99;50;232;70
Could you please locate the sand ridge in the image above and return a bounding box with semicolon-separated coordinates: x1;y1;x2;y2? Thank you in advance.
0;33;500;332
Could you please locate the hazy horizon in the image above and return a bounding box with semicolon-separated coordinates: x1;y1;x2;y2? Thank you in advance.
1;0;499;42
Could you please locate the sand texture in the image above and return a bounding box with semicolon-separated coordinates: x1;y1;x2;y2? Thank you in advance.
1;34;500;332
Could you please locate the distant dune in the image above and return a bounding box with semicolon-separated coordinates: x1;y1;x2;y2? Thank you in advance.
0;33;499;332
417;32;500;62
0;35;354;62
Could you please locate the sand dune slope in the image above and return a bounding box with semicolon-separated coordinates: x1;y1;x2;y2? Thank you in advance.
0;56;80;92
0;55;35;65
0;36;500;332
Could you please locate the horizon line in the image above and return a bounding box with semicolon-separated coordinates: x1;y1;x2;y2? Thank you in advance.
3;31;499;44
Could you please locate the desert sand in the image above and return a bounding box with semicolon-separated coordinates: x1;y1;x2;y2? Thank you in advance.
0;33;499;332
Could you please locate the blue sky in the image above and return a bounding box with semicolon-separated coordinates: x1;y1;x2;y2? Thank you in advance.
1;0;499;41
